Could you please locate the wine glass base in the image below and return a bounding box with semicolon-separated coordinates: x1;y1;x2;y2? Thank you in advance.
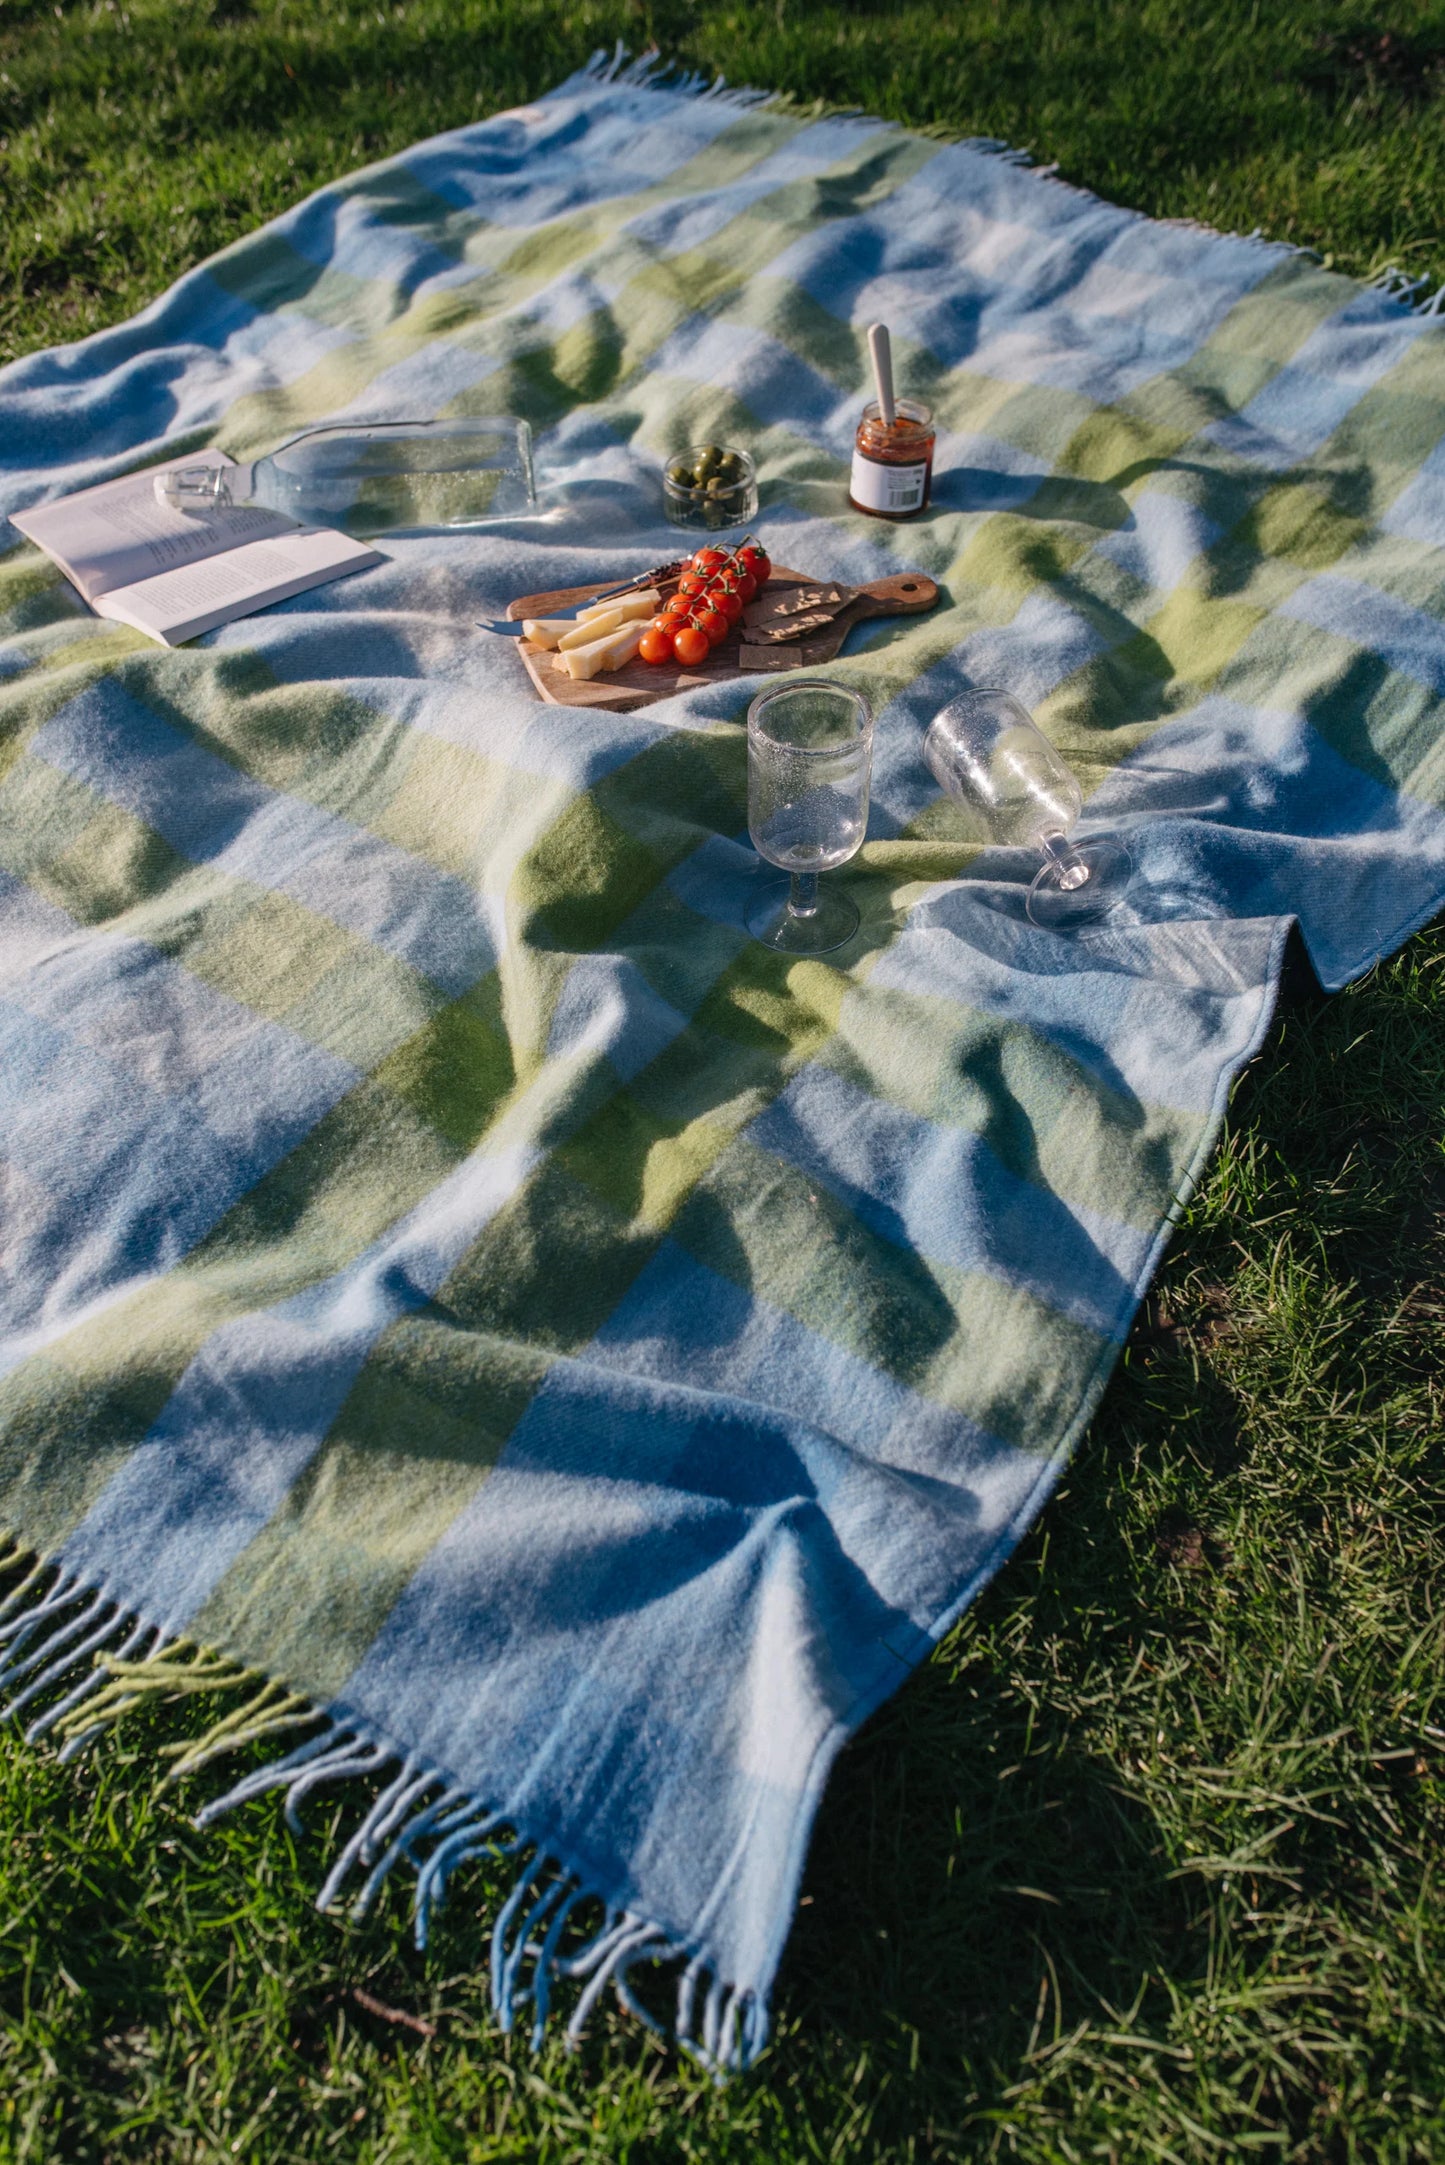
1026;836;1132;929
746;881;860;954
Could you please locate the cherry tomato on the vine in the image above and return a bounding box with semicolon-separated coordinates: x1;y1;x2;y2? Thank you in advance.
691;548;728;576
664;593;693;618
732;570;758;603
708;583;745;622
695;606;729;646
678;571;709;597
737;545;769;582
638;626;675;665
672;623;710;667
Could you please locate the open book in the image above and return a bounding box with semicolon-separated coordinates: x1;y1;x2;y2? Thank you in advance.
9;449;383;647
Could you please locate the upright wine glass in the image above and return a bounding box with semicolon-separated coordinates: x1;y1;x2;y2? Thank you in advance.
923;689;1131;928
746;680;874;954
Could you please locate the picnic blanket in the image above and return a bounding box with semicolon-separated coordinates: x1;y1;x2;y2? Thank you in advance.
2;49;1445;2070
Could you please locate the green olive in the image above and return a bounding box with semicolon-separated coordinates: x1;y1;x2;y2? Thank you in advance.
666;459;695;489
718;452;743;482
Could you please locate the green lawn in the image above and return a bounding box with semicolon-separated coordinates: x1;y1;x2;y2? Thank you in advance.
2;3;1445;2159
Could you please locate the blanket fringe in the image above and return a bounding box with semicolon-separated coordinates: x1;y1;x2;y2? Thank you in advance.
570;46;1445;312
0;1543;766;2074
1367;264;1445;317
581;41;776;113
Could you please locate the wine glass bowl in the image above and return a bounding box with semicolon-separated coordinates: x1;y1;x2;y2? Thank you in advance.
746;680;874;953
923;689;1130;928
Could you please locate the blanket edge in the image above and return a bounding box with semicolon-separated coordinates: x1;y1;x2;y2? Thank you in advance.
0;1537;766;2073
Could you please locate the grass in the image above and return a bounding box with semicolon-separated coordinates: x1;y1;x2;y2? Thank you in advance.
1;2;1444;2158
5;0;1445;367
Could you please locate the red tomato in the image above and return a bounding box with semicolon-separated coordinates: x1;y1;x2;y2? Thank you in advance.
639;626;675;665
664;592;693;618
691;547;727;575
695;606;729;645
673;623;710;666
736;545;768;578
678;571;709;597
708;582;744;622
733;570;758;603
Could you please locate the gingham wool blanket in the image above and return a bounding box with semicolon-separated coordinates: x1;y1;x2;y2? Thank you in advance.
2;51;1444;2070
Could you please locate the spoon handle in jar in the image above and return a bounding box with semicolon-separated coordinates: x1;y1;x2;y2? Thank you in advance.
867;322;896;426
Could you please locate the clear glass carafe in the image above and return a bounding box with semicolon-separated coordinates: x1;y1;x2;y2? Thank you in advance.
155;418;536;534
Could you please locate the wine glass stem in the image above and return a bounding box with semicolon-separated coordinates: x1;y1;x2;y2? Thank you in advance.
1041;831;1089;890
789;871;820;920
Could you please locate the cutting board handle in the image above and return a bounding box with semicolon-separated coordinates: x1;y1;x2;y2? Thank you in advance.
851;572;939;618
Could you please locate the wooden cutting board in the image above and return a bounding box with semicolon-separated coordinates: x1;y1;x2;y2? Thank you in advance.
505;566;939;711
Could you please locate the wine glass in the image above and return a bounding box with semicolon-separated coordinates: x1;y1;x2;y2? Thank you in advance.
923;689;1131;928
746;680;874;954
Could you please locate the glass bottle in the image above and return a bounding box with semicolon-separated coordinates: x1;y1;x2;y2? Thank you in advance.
848;397;936;521
155;418;536;533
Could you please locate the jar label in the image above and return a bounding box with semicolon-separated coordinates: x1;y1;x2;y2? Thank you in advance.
850;448;928;515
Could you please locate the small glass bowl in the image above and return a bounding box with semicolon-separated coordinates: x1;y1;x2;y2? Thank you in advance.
662;443;758;530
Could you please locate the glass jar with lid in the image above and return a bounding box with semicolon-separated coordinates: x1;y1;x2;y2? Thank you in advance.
848;397;935;521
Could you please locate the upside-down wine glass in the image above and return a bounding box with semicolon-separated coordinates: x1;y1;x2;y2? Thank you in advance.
746;680;874;954
923;689;1131;928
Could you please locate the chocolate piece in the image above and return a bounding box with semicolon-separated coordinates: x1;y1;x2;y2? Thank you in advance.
739;644;802;669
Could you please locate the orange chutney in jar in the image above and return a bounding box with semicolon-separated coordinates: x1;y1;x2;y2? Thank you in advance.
848;397;935;520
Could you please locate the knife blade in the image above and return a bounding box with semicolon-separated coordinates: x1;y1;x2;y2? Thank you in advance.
477;559;687;637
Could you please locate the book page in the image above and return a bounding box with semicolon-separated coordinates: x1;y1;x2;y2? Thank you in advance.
9;451;302;603
91;528;384;646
